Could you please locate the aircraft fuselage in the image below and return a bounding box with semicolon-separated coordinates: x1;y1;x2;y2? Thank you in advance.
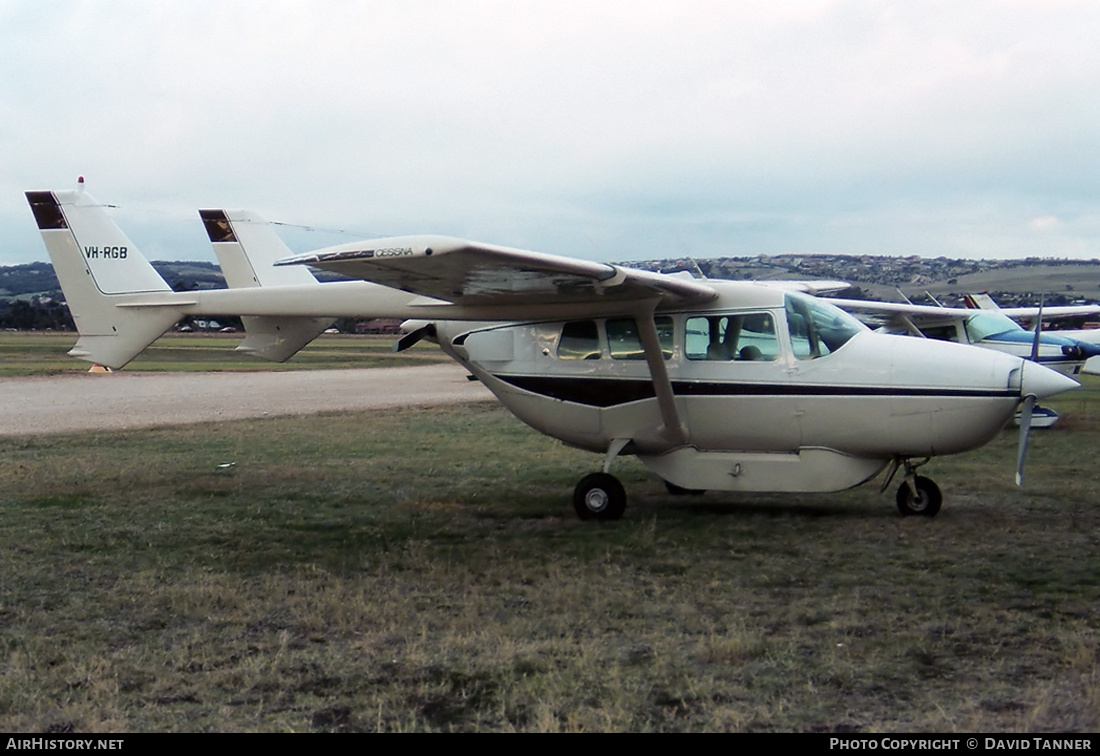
421;284;1066;494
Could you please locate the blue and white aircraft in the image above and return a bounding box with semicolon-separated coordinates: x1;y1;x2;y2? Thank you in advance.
961;292;1100;377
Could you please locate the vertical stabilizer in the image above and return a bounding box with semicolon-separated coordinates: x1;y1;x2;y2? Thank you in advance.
963;293;1000;310
199;209;320;288
199;208;332;361
25;189;182;368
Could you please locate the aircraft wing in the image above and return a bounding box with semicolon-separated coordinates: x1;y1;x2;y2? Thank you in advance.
825;298;984;334
826;298;974;319
826;296;1100;339
757;280;852;296
990;305;1100;319
962;293;1100;320
277;235;717;309
830;298;1100;334
833;298;1100;320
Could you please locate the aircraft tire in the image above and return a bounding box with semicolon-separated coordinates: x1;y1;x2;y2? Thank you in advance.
573;473;627;521
896;475;942;517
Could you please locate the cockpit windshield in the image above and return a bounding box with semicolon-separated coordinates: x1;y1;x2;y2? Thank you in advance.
785;292;868;359
964;311;1022;343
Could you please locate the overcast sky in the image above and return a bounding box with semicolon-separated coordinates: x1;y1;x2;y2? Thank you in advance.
3;0;1099;265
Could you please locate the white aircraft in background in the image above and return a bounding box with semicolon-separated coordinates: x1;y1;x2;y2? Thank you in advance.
26;184;1079;520
826;296;1100;377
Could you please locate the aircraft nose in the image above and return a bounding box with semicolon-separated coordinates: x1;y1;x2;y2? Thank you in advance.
1015;359;1080;399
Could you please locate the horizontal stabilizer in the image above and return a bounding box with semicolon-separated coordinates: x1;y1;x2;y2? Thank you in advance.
235;316;333;362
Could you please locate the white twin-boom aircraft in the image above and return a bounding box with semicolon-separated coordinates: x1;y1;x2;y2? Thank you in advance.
25;185;1079;520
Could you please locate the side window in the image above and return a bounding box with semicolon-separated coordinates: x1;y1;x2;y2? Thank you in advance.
922;324;959;342
685;313;778;361
785;292;866;360
557;320;601;360
607;317;673;360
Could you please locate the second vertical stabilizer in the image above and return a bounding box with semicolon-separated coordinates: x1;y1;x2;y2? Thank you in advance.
199;208;333;362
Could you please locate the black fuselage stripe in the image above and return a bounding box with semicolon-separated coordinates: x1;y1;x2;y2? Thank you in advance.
495;375;1018;408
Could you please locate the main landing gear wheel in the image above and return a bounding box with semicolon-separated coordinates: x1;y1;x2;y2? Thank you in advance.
896;475;942;518
573;473;627;521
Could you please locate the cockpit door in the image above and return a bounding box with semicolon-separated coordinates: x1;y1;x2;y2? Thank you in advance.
680;311;802;452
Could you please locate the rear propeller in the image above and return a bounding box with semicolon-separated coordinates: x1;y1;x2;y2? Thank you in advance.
392;323;436;353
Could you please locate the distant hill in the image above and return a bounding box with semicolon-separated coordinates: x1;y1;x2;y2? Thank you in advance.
150;261;227;292
626;255;1100;307
4;255;1100;315
0;261;346;331
0;261;227;302
0;261;65;299
0;260;350;301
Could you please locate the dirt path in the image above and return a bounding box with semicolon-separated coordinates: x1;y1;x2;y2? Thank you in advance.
0;364;494;437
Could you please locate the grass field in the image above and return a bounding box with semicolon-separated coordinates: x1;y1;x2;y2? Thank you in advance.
1;376;1099;732
0;331;446;375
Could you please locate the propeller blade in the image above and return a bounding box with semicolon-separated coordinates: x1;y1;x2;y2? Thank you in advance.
392;323;436;353
1016;394;1036;486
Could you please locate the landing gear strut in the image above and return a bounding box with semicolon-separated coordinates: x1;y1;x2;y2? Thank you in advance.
573;472;626;521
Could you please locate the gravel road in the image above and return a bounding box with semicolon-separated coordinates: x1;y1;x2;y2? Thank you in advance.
0;364;494;437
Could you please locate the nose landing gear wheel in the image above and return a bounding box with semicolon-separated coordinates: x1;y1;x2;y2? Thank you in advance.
896;475;942;517
573;472;626;521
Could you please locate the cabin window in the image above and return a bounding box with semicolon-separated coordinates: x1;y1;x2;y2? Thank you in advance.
922;323;960;342
557;320;601;360
685;313;778;361
607;317;673;360
785;292;866;360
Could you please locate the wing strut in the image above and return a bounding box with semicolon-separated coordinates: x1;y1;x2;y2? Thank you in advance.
900;315;926;338
635;302;688;447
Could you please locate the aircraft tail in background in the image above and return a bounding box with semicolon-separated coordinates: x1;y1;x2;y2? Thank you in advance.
198;208;333;362
963;293;1000;310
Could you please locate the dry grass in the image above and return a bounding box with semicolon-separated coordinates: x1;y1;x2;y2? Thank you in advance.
1;385;1099;732
0;332;446;375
